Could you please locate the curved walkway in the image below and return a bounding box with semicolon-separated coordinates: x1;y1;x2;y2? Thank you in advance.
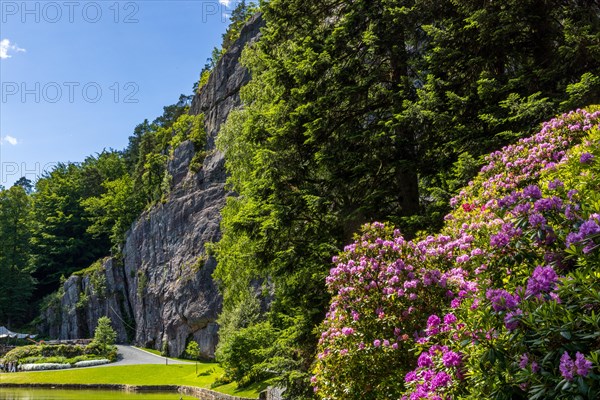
103;345;193;366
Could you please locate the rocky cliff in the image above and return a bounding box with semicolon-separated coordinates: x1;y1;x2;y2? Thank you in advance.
38;14;265;358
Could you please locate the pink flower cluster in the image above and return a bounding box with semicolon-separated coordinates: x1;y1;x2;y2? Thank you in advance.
402;345;463;400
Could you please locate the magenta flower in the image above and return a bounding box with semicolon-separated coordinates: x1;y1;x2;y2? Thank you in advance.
443;313;457;325
427;315;441;328
417;352;433;367
442;351;462;367
431;371;452;389
404;371;418;383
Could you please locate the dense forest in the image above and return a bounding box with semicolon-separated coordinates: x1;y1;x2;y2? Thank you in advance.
1;0;599;398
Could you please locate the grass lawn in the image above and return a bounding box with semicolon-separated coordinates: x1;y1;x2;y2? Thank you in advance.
0;364;266;398
134;347;193;363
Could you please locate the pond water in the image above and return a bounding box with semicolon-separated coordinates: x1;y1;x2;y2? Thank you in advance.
0;388;197;399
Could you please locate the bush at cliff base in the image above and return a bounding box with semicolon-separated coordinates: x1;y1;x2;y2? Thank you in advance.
313;107;600;400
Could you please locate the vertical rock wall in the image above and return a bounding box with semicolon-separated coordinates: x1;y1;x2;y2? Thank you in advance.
38;14;265;359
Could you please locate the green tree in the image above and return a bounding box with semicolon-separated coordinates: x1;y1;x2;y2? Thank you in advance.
406;0;600;224
92;316;117;355
13;177;33;194
0;185;35;327
31;153;125;298
185;340;201;375
82;175;142;250
222;1;258;51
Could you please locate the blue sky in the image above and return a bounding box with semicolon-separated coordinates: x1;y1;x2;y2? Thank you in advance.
0;0;238;187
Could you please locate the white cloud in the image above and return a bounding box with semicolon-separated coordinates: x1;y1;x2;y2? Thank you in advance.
1;135;18;146
0;39;26;59
219;0;232;7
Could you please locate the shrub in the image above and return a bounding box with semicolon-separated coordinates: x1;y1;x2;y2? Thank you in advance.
2;344;88;364
314;107;600;399
74;359;110;368
20;363;71;371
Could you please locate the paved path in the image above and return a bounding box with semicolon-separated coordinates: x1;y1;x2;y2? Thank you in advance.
103;345;193;366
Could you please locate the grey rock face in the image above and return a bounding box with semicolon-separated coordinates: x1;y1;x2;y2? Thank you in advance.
39;258;134;343
38;14;264;359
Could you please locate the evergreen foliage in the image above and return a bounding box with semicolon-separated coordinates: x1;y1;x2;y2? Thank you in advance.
0;185;35;327
213;0;600;395
91;316;117;356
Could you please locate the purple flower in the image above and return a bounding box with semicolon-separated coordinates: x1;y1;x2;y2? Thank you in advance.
486;289;520;311
580;152;595;164
373;339;381;348
519;354;529;369
504;309;522;331
531;361;539;373
529;213;546;227
580;219;600;237
534;196;563;212
566;232;582;247
526;266;558;296
523;185;542;199
560;352;575;381
451;298;462;308
575;352;593;377
548;179;564;190
490;232;511;248
512;202;532;215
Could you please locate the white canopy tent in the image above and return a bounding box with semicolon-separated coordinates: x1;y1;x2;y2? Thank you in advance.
0;326;37;339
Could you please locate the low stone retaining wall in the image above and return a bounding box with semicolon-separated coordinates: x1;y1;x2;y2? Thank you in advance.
179;385;253;400
0;383;254;400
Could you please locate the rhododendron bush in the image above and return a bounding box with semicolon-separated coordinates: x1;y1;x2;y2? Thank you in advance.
313;107;600;399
